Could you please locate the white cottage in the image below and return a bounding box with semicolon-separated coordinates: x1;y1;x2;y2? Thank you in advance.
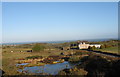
78;42;101;49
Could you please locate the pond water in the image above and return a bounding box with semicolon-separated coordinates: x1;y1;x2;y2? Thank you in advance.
17;61;80;75
16;63;29;67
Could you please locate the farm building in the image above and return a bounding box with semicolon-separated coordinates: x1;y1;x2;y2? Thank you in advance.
78;42;101;49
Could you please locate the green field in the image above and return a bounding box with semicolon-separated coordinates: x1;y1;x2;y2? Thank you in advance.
95;47;119;54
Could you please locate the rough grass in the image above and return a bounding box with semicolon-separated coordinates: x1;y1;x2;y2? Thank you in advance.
2;49;63;75
2;48;31;52
2;48;71;75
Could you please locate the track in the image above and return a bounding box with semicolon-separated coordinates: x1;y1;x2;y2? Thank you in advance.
87;50;120;57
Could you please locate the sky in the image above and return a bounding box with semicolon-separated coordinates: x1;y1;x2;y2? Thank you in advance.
2;2;118;43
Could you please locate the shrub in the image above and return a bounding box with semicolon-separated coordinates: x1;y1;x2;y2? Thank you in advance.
26;56;43;59
100;45;105;49
74;52;89;55
88;46;96;50
69;56;80;63
88;46;92;50
32;44;45;52
92;46;96;50
74;52;82;55
104;44;112;48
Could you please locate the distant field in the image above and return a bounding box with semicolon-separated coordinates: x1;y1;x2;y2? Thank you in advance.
2;48;32;52
95;47;119;54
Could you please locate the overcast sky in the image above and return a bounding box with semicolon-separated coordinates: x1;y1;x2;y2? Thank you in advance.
2;2;118;43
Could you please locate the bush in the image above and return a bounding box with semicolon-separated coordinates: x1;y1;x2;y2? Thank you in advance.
32;44;45;52
88;46;92;50
74;52;89;55
88;46;96;50
69;56;80;63
92;46;96;50
26;56;43;59
74;52;82;55
3;51;7;53
100;45;105;49
104;44;111;48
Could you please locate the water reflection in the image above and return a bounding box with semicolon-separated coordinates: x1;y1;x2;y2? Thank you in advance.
16;63;29;67
17;61;78;75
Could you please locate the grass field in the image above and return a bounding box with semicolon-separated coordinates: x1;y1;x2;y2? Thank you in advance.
2;48;31;52
2;47;119;75
2;47;73;75
1;40;119;75
95;47;119;54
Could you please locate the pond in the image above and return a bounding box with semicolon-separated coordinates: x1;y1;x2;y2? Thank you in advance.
17;61;81;75
16;63;29;67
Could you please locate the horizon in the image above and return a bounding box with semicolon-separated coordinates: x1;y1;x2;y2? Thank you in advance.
2;38;118;44
2;2;118;43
